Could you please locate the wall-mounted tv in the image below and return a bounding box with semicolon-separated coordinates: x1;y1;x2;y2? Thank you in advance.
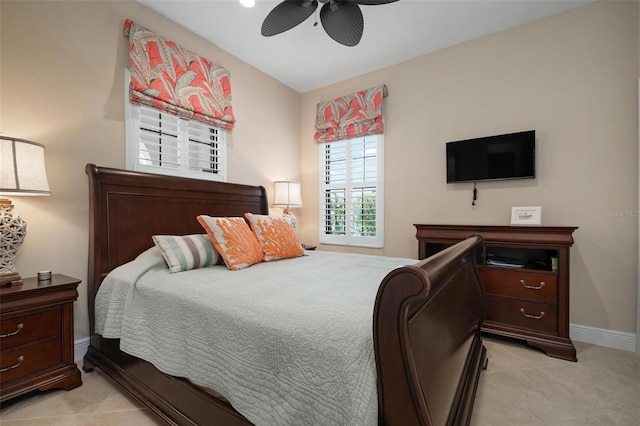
446;130;535;183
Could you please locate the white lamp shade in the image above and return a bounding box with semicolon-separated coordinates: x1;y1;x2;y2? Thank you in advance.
273;181;302;207
0;137;51;195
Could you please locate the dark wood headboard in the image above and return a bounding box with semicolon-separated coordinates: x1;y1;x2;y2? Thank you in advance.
86;164;268;336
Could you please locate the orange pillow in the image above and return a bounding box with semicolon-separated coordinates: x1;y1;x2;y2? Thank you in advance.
244;213;305;261
197;216;263;271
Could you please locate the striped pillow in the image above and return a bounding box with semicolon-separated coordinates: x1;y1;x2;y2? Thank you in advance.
152;234;220;273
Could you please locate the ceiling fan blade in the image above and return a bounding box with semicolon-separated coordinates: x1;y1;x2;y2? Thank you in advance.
320;1;363;47
261;0;318;37
349;0;399;4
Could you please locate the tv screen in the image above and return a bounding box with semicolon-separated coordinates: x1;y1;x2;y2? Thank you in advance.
446;130;535;183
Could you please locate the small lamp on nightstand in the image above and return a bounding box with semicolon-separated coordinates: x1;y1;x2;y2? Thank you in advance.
273;180;303;228
0;136;51;286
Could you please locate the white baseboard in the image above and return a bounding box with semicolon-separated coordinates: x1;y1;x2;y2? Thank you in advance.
570;323;637;353
74;325;638;362
74;337;90;361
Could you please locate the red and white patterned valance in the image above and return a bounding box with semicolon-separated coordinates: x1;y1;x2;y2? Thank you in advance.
314;85;387;143
123;19;236;131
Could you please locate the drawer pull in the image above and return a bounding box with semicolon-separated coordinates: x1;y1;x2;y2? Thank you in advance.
0;356;25;372
520;280;545;290
520;308;545;320
0;323;24;338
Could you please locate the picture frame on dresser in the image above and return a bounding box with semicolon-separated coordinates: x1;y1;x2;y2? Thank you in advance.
511;206;542;226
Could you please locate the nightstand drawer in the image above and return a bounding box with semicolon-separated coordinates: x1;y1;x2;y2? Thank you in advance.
486;296;557;334
0;338;63;383
0;309;62;349
479;268;557;303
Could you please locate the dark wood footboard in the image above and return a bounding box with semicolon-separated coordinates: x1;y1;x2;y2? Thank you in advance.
84;164;486;426
374;236;486;426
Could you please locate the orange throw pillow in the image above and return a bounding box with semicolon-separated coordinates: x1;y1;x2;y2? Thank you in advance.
245;213;305;261
197;216;263;271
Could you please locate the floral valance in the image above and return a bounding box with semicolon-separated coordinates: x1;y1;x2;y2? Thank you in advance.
314;85;387;143
123;19;236;131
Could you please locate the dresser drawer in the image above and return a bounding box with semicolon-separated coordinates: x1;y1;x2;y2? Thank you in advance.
486;296;557;334
479;268;557;303
0;338;63;383
0;309;62;350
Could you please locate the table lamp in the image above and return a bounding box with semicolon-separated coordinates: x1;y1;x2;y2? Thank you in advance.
273;181;302;228
0;136;51;286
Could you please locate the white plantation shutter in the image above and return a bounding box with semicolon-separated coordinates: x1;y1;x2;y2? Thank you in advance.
137;106;180;169
350;136;377;183
324;188;346;236
187;120;224;176
351;186;377;237
127;104;226;182
319;135;384;247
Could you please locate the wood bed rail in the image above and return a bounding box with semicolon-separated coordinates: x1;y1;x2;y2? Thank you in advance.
373;236;486;425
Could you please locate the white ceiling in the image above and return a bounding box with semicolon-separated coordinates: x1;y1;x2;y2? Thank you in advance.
138;0;595;93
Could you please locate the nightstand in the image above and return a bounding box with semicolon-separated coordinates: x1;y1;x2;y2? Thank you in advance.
0;274;82;402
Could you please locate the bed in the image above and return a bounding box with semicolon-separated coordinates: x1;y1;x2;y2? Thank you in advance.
82;163;487;426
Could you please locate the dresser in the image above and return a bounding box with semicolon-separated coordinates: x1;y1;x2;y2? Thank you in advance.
414;224;578;361
0;274;82;401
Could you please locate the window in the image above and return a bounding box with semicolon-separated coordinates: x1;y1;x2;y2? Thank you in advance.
319;135;384;247
125;74;227;182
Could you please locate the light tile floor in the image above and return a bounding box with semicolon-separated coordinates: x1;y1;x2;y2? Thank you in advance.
1;336;638;425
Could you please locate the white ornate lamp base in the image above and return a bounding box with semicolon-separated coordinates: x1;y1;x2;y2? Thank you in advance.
282;207;297;229
0;199;26;286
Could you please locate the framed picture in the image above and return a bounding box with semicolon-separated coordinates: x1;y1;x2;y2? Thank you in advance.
511;206;542;226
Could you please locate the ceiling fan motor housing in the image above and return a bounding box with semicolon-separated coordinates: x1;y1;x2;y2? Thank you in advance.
261;0;399;47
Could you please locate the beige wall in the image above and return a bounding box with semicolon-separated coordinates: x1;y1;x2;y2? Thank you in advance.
637;0;640;351
2;0;638;340
301;0;639;334
0;1;301;340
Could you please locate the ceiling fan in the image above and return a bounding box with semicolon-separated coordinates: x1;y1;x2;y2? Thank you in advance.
261;0;400;47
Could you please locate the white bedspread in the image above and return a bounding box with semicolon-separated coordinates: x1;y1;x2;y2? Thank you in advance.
95;248;415;426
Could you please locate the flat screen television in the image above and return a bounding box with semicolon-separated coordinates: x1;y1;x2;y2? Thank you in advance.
446;130;535;183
